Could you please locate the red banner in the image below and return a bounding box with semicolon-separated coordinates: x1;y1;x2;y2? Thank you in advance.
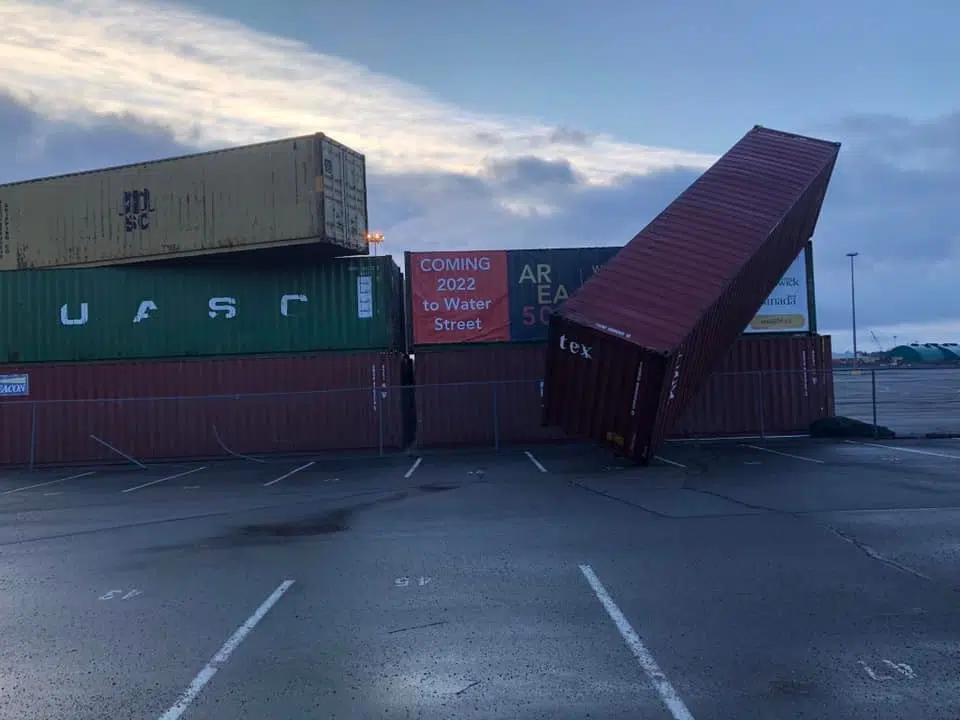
408;251;510;346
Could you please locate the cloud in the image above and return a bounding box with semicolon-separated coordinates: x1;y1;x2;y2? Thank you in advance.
0;0;714;185
1;1;958;353
808;113;960;347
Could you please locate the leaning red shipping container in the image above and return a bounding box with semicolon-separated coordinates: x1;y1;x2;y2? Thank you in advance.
543;125;841;463
0;351;410;467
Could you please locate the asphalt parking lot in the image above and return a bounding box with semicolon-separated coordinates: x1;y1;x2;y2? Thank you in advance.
2;439;960;719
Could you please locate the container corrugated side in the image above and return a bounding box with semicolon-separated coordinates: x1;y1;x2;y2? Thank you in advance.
545;125;841;462
0;133;368;270
671;335;834;437
0;256;403;363
0;351;411;466
507;246;620;343
413;344;564;448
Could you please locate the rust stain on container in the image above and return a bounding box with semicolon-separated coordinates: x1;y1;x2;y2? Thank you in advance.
0;133;368;270
543;125;841;464
0;351;410;467
413;337;833;449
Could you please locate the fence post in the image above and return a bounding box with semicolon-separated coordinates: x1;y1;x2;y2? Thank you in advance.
378;387;385;457
871;369;878;438
756;371;766;440
492;382;501;450
29;401;37;471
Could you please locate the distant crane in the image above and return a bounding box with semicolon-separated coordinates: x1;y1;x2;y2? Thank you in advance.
870;330;885;354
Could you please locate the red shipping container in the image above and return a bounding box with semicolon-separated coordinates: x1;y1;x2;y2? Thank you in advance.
413;336;835;448
543;126;841;463
0;351;410;467
413;344;564;448
671;334;834;437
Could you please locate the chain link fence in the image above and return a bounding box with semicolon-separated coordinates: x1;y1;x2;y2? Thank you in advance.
833;367;960;438
2;367;956;468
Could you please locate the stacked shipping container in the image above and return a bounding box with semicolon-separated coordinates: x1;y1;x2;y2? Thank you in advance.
0;124;841;467
0;134;413;466
543;126;841;463
0;257;404;363
0;133;370;269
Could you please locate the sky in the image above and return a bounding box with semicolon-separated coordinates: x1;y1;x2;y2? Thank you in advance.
1;0;958;353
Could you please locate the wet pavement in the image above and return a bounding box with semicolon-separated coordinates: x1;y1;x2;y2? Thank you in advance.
1;438;959;719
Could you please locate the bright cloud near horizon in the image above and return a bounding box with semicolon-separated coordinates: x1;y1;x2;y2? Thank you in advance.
1;0;958;352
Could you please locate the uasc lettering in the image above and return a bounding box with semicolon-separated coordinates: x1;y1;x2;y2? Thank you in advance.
57;293;312;326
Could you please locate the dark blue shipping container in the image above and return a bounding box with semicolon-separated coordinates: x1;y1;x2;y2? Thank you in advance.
507;247;621;342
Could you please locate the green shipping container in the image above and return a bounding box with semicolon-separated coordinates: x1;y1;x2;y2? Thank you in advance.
0;256;404;363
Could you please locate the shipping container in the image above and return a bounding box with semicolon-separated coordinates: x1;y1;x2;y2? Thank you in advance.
413;336;835;448
413;344;564;448
671;334;834;437
0;133;368;270
507;247;621;342
543;125;841;463
0;256;403;363
0;351;411;467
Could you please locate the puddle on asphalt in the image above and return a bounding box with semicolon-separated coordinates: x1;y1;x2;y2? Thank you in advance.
133;481;470;558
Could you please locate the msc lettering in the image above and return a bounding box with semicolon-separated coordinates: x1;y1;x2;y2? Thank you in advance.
120;188;156;232
58;293;312;326
558;334;592;359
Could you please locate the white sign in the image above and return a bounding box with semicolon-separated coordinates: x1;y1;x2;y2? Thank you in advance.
0;374;28;397
744;251;810;333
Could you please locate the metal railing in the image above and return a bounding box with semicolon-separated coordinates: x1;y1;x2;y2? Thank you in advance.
1;366;956;468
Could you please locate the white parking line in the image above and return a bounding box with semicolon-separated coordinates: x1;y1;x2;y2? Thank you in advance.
579;564;695;720
3;470;95;494
845;440;960;460
263;461;316;487
525;450;548;473
655;455;687;469
742;444;824;464
404;457;423;479
158;579;295;720
123;466;207;493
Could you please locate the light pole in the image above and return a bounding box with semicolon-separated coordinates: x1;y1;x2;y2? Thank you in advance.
366;231;385;256
846;252;859;367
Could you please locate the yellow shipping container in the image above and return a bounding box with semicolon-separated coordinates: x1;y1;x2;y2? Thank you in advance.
0;133;368;269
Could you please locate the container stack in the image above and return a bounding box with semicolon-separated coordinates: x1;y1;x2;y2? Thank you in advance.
0;134;409;466
405;241;834;449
